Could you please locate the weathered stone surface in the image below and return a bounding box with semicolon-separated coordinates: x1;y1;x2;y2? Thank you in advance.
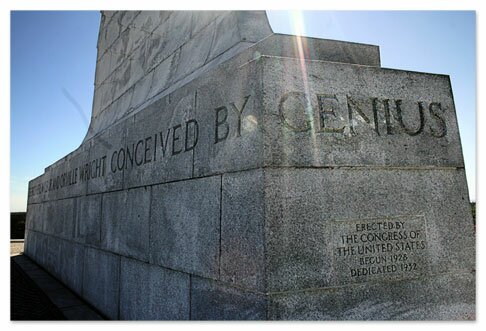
23;230;38;262
42;201;60;236
74;194;102;246
101;186;151;261
150;176;220;278
254;34;381;66
28;158;87;234
59;240;84;295
27;175;47;205
147;40;255;107
190;11;227;37
23;230;35;257
24;205;33;230
264;168;475;292
87;118;126;194
110;47;145;104
98;12;122;56
82;247;120;319
145;54;174;100
118;11;140;33
45;235;62;278
91;82;113;121
261;56;463;168
61;199;76;240
147;11;192;72
45;147;89;201
109;83;135;121
129;70;152;110
267;272;475;320
175;19;215;79
124;91;194;188
42;199;75;240
193;57;264;176
221;169;265;290
235;11;273;43
119;257;190;320
86;11;272;141
191;276;267;320
26;203;43;232
33;231;48;268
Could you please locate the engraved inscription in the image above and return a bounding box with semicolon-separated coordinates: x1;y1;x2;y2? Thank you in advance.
214;95;252;144
332;216;428;284
28;89;450;198
29;93;253;198
111;119;199;174
279;92;447;137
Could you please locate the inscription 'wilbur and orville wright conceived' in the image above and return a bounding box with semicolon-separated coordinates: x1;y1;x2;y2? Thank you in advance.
24;11;475;320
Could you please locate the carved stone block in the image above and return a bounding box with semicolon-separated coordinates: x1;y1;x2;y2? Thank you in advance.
25;11;475;320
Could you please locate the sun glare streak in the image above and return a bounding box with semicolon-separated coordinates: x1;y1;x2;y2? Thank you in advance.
290;11;318;163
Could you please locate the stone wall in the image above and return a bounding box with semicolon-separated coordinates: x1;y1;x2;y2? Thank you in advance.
87;11;273;141
24;11;475;320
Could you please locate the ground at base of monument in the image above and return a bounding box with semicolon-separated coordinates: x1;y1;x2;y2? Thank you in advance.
10;240;24;256
11;254;104;320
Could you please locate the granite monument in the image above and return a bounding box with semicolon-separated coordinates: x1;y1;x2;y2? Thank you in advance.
24;11;475;320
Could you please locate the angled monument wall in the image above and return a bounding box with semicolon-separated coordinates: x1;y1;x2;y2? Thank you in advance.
24;11;475;320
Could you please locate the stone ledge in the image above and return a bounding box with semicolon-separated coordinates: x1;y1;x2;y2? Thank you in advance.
12;255;104;320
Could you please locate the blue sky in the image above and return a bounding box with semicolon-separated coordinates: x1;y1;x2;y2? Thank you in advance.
10;11;476;211
11;11;101;211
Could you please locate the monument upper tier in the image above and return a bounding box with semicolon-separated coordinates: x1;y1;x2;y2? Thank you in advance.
86;11;380;141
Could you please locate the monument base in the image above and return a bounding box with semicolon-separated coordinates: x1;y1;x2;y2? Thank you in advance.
24;11;475;320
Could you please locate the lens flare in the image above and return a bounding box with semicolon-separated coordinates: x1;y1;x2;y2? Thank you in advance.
242;115;258;133
289;11;318;163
